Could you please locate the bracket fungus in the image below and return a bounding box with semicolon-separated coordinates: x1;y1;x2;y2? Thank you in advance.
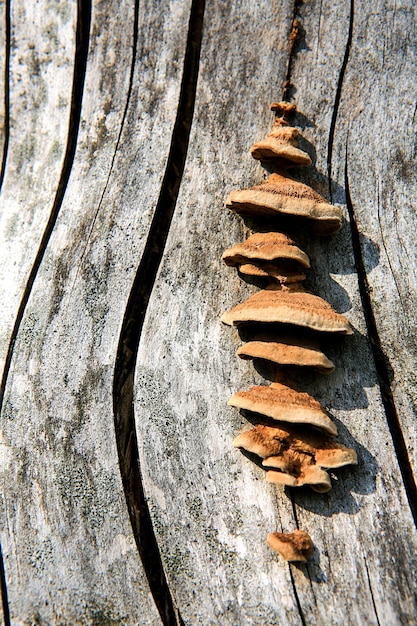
225;172;342;235
267;530;314;562
220;98;356;558
237;262;307;283
222;232;310;268
222;231;310;283
237;334;335;373
233;423;357;492
251;102;312;168
228;381;337;436
221;283;352;335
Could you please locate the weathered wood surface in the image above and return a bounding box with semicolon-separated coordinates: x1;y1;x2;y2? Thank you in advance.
1;0;416;624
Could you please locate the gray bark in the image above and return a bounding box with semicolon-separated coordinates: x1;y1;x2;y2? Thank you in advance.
1;0;416;624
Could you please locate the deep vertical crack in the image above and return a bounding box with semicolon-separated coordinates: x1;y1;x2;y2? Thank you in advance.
0;4;91;618
0;0;11;191
0;543;10;626
282;0;303;102
327;0;354;201
289;564;307;626
0;0;92;411
345;155;417;527
290;492;300;528
0;3;12;620
364;557;381;626
112;0;205;623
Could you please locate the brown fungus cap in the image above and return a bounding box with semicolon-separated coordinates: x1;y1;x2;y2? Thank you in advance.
251;102;312;167
233;423;357;492
221;283;352;335
265;462;331;492
223;232;310;284
222;232;310;268
237;335;335;373
228;381;337;435
267;530;314;562
225;172;342;235
270;102;297;119
237;262;307;284
251;127;312;167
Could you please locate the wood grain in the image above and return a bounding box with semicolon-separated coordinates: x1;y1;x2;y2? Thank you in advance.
0;0;76;373
334;0;417;482
1;0;416;623
0;0;192;621
136;0;417;624
0;0;8;185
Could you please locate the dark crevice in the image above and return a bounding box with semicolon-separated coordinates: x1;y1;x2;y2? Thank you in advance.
0;0;11;191
345;155;417;527
290;492;300;528
282;0;303;102
327;0;354;201
291;495;316;597
364;558;381;626
0;0;92;411
112;0;205;623
0;8;12;623
289;564;307;626
0;543;11;626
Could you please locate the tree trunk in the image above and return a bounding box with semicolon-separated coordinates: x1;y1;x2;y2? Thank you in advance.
1;0;416;624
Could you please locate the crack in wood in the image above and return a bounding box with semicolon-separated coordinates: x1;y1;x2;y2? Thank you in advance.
376;178;407;316
364;556;381;626
0;6;11;618
327;0;354;201
282;0;304;102
69;0;140;295
112;0;205;622
0;0;92;411
0;0;10;192
0;2;91;618
289;563;308;626
0;543;10;626
345;152;417;527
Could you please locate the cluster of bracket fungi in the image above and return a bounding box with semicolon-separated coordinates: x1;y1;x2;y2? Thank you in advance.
221;102;357;563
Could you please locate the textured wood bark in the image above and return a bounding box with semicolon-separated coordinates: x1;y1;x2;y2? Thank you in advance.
1;0;416;624
0;0;190;622
0;0;8;188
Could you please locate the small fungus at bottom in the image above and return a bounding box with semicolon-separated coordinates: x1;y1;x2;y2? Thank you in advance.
267;530;314;562
237;262;307;284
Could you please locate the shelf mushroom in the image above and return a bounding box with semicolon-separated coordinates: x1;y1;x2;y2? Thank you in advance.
222;231;310;283
267;530;314;562
228;381;337;435
236;333;335;373
221;99;356;558
225;172;342;235
233;423;357;493
250;101;312;168
221;283;352;335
